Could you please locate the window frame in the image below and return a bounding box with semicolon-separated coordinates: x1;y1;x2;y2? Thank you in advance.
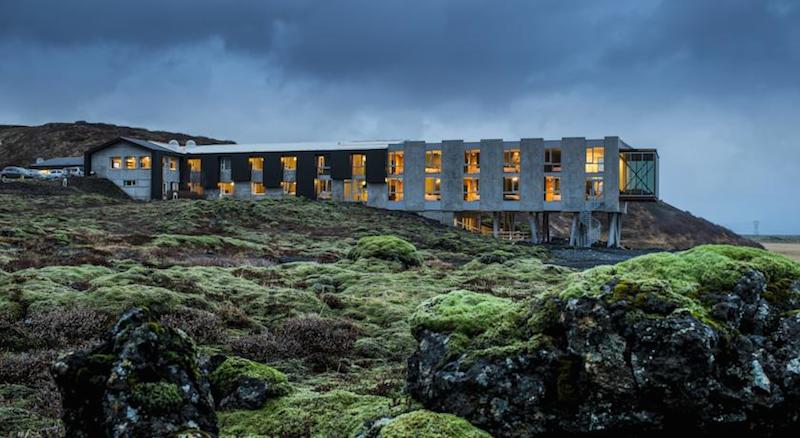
503;149;521;173
544;148;561;173
503;176;520;201
464;149;480;174
463;177;480;201
544;176;562;202
351;154;366;177
388;151;404;175
585;176;604;200
585;146;605;173
110;157;122;169
122;179;137;187
425;150;442;174
424;176;441;201
387;177;404;201
139;156;152;169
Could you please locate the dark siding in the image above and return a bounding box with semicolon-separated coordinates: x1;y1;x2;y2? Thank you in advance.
179;158;189;190
231;155;251;182
151;151;163;200
330;150;351;180
263;153;282;188
201;156;219;189
84;152;92;175
296;151;317;199
365;150;387;183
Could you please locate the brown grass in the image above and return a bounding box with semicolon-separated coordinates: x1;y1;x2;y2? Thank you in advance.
761;243;800;262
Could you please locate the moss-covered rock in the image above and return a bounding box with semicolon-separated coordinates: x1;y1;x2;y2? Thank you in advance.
208;356;290;409
410;290;521;337
130;381;183;413
379;410;491;438
348;235;423;267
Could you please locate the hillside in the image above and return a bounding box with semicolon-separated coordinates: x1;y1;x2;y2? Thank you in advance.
0;121;233;168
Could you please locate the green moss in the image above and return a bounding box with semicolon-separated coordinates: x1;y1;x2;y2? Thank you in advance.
0;406;61;436
148;234;263;250
218;389;403;437
380;410;491;438
210;356;290;397
130;381;183;413
410;290;521;337
348;235;423;267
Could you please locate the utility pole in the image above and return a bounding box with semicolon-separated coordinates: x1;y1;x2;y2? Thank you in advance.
753;220;760;236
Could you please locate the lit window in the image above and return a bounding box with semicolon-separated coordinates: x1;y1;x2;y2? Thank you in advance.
251;182;266;195
344;179;367;202
585;146;605;173
425;177;441;201
315;178;332;199
585;176;604;200
545;176;561;202
387;178;404;201
503;176;520;200
316;156;330;176
218;182;234;196
139;156;152;169
123;156;137;169
188;159;201;172
123;179;136;187
544;148;561;172
463;177;480;201
388;151;404;175
503;149;520;173
425;150;441;173
110;157;122;169
464;150;480;173
249;157;264;171
281;181;296;196
188;182;203;195
281;156;297;171
352;154;366;177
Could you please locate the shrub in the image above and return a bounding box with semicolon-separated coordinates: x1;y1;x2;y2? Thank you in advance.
380;410;491;438
160;306;224;344
0;350;58;384
22;306;113;349
229;332;281;363
347;236;422;267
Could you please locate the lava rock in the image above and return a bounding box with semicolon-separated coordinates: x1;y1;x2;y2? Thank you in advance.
407;271;800;437
51;308;217;437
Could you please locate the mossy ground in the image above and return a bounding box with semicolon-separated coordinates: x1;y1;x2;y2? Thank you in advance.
0;185;550;436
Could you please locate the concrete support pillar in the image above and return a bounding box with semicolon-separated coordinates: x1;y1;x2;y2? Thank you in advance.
492;212;500;238
542;212;550;243
607;212;623;248
528;212;540;244
569;213;590;248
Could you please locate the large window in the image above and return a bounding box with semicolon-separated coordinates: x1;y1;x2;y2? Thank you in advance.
315;178;332;199
249;157;264;171
387;178;403;201
464;150;480;173
425;150;441;173
188;158;201;172
251;182;266;195
139;156;152;169
388;151;404;175
503;176;520;200
316;156;329;176
585;146;605;173
463;177;480;201
124;156;137;169
544;148;561;172
351;154;366;177
188;182;203;195
218;182;234;196
585;176;603;200
344;179;367;202
281;156;297;171
424;177;441;201
110;157;122;169
544;176;561;202
164;157;177;171
619;151;658;199
503;149;520;173
282;181;296;196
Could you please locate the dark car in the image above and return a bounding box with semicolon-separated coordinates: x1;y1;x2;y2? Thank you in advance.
0;166;30;181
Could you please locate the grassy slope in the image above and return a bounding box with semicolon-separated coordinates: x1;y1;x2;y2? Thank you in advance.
0;181;564;436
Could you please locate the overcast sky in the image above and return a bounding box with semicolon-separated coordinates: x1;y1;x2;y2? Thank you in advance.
1;0;798;234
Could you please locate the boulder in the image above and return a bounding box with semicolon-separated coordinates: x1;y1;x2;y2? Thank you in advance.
51;308;217;437
407;246;800;436
205;355;290;410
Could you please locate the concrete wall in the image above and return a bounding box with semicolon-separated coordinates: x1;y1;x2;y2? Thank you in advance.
602;136;620;212
403;141;426;211
162;157;180;198
366;182;388;209
91;143;152;201
441;140;464;211
479;139;503;211
560;137;585;212
520;138;544;211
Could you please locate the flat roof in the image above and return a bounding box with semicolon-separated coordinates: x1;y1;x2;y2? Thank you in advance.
30;156;84;168
152;140;400;154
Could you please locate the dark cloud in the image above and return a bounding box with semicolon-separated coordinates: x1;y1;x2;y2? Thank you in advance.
0;0;798;233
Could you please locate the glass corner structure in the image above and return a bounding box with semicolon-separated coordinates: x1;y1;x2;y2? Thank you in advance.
619;149;658;201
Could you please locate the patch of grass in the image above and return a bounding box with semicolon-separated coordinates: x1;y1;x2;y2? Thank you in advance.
209;356;290;397
410;290;521;338
348;235;423;267
380;410;491;438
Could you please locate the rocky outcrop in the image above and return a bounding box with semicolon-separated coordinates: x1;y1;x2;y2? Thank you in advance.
407;246;800;437
51;308;218;437
203;355;290;410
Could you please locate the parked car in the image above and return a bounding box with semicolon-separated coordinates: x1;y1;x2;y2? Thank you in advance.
45;169;67;180
0;166;29;181
64;166;84;177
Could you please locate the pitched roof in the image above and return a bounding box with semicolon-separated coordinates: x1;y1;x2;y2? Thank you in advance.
29;156;84;168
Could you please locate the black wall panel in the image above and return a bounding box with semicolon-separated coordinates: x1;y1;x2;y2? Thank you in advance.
179;158;189;190
201;155;219;189
231;155;251;182
330;150;351;180
296;151;317;199
263;153;283;188
151;151;163;200
365;150;387;183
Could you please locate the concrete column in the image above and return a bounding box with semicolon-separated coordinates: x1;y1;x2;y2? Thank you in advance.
542;212;550;243
520;138;544;211
480;139;503;211
404;141;426;211
528;212;540;244
561;137;585;212
331;180;344;201
603;136;620;212
441;140;464;211
492;212;500;238
607;212;623;248
366;182;387;208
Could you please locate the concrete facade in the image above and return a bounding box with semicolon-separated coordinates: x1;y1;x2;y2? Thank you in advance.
90;143;153;201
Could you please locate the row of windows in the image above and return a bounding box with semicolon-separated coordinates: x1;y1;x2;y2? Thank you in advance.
109;156;177;171
387;147;604;175
386;176;603;202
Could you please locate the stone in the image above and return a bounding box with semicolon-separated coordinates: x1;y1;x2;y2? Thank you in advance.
51;308;217;437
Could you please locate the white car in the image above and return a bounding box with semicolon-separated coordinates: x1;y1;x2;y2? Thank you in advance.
46;169;67;179
64;166;84;177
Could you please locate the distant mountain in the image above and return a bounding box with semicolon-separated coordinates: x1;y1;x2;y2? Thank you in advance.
0;121;234;168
